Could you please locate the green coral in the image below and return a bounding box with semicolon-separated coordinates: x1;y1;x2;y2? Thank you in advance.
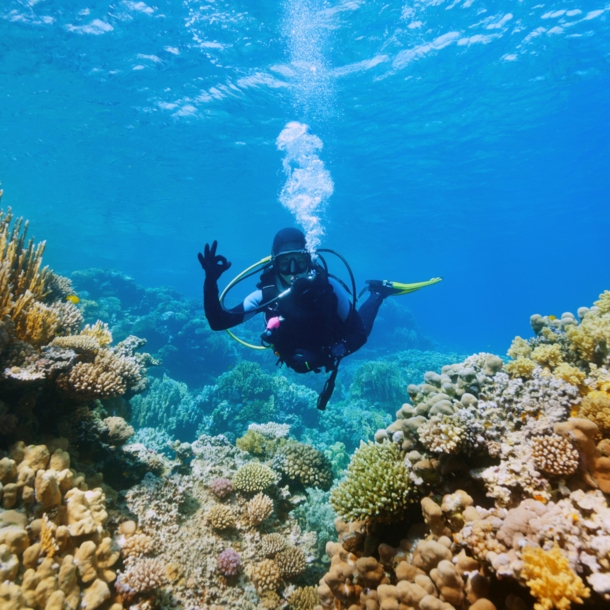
233;462;276;493
330;440;411;523
274;442;333;490
236;430;286;457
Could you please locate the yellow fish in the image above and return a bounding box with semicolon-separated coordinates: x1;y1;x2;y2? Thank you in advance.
548;315;557;321
66;295;80;304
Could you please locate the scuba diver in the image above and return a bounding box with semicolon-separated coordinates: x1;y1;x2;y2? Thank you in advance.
199;227;441;410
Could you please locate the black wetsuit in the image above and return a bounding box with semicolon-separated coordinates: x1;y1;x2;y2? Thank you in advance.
203;268;384;373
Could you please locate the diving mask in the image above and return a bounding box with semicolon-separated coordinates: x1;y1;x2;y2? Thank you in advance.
274;251;311;275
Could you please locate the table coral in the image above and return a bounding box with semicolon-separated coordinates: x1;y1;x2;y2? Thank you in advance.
521;545;590;610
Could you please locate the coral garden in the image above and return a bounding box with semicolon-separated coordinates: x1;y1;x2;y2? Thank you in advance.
4;205;610;610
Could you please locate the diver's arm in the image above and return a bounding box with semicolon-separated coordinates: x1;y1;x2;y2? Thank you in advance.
203;278;245;330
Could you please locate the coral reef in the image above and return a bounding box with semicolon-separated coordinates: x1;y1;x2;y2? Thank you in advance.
313;290;610;610
0;210;155;488
120;434;319;609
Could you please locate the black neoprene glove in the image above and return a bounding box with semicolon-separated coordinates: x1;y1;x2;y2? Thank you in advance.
198;240;232;282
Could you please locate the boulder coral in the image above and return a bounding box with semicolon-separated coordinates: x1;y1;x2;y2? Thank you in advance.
0;441;124;610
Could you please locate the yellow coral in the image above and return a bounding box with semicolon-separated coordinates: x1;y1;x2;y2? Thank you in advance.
506;357;536;379
579;391;610;436
531;344;564;369
553;363;586;387
507;336;532;359
80;321;113;347
0;209;51;331
521;545;590;610
594;290;610;314
565;312;610;363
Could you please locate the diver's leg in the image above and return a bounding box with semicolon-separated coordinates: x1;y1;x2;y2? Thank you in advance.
357;291;384;337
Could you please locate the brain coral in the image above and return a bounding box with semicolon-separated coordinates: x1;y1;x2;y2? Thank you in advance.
275;546;307;579
330;440;411;523
274;442;333;490
233;462;276;493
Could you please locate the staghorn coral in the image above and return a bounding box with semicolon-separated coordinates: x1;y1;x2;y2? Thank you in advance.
261;533;287;557
275;546;307;579
246;493;274;526
206;504;236;530
531;434;579;476
217;548;241;576
330;440;411;523
521;545;590;610
274;442;333;490
251;559;281;593
233;462;276;493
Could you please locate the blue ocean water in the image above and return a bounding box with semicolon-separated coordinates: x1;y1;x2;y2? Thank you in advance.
1;0;609;356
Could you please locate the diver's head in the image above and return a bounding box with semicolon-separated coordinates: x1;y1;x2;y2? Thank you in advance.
271;227;312;286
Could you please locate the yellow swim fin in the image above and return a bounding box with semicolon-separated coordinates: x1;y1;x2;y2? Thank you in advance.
363;277;443;297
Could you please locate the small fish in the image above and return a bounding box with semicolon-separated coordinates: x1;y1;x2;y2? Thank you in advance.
66;295;80;304
548;315;556;321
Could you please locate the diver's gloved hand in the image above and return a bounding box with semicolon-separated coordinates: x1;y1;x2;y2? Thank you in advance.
198;240;232;281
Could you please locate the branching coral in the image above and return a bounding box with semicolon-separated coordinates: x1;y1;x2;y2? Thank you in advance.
251;559;281;593
262;534;286;557
206;504;236;530
217;548;241;576
233;462;276;493
521;545;590;610
531;435;579;476
276;546;307;579
330;440;411;523
246;493;274;526
274;442;333;490
288;586;319;610
565;309;610;363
